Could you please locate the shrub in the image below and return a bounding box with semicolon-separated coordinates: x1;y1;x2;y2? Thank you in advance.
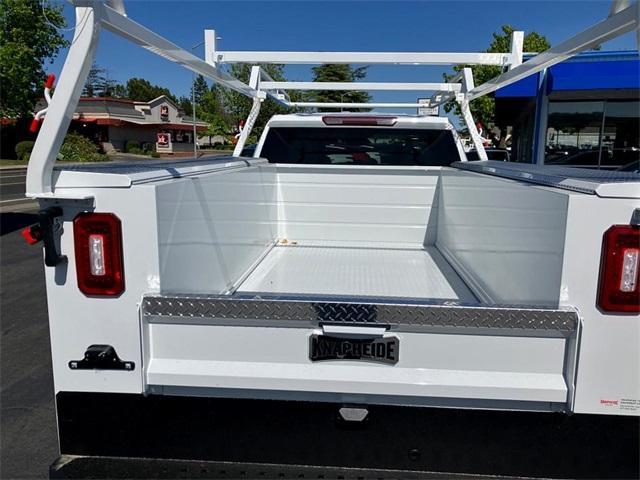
15;141;35;161
127;146;144;155
58;132;108;163
124;140;140;153
150;151;160;158
212;142;232;150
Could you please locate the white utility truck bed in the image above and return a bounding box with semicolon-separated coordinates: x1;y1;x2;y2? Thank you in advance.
24;1;639;476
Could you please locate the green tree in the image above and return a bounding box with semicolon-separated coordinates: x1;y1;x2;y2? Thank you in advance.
308;64;371;112
216;63;295;139
198;88;229;142
83;63;123;97
178;95;193;116
445;25;550;130
0;0;69;117
125;77;175;102
192;74;208;106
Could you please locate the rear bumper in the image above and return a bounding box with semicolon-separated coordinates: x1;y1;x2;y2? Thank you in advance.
54;392;640;479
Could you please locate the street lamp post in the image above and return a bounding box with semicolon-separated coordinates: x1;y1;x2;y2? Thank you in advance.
191;40;205;159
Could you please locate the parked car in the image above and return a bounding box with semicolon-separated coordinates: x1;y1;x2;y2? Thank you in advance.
465;148;510;161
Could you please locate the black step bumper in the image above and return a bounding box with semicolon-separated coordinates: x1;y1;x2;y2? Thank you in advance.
54;392;639;479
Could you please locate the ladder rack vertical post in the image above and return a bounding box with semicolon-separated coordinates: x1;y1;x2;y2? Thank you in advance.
459;68;488;161
509;31;524;69
233;66;264;157
26;6;100;196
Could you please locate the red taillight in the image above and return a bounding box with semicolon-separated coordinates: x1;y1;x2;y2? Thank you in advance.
73;213;124;297
597;225;639;313
322;116;397;126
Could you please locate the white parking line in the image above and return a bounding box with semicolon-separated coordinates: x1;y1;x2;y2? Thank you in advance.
0;197;30;204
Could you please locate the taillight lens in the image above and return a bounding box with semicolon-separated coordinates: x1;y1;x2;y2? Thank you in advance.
73;213;124;296
597;225;639;313
322;116;397;126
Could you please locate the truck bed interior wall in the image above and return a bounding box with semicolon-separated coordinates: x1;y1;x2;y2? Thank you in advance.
153;162;571;306
155;163;277;294
275;165;441;246
436;169;569;307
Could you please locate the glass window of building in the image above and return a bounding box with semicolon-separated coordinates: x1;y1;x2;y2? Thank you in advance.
545;100;639;169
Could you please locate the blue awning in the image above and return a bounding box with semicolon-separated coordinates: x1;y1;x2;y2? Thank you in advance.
495;51;639;98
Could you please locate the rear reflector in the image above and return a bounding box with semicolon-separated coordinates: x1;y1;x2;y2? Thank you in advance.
597;225;639;313
322;116;397;126
73;213;124;296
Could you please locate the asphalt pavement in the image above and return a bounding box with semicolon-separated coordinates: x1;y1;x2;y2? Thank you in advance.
1;210;58;479
0;169;37;213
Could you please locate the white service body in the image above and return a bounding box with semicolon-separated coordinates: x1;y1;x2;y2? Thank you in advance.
40;114;640;416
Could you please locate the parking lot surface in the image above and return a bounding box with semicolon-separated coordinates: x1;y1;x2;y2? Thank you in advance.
1;212;57;479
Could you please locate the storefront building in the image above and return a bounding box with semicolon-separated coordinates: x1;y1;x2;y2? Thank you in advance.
69;95;207;154
494;50;639;169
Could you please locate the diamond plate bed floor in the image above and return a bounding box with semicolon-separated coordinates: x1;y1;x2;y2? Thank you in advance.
237;245;477;302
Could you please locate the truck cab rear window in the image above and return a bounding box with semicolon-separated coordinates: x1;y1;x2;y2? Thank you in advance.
260;127;460;166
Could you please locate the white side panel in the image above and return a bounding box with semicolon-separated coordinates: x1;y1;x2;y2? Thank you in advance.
146;324;568;403
436;169;569;307
156;164;277;294
562;196;640;416
238;245;476;302
276;165;441;246
44;186;160;394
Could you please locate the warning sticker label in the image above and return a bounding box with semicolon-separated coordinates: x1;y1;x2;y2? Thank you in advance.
619;398;640;412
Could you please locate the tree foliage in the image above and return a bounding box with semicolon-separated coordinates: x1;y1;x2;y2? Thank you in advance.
83;63;122;97
308;64;371;111
215;63;295;139
192;74;208;105
0;0;69;117
58;131;108;162
124;77;176;102
444;25;550;127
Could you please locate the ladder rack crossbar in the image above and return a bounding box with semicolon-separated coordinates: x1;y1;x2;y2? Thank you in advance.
213;51;515;66
261;82;462;92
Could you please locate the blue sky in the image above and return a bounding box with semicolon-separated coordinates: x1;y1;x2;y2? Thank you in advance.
48;1;638;114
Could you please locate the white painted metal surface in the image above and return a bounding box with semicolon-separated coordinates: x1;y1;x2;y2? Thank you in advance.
238;245;476;302
155;162;277;294
26;6;98;196
145;323;569;404
274;165;442;245
436;169;570;307
261;82;462;92
211;51;517;66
